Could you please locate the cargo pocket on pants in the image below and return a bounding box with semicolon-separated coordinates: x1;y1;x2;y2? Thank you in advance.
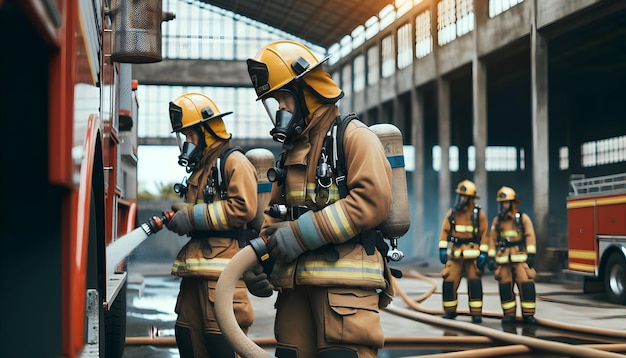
325;288;384;348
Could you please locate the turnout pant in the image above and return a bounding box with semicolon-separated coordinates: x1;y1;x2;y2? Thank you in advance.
441;258;484;316
494;262;536;317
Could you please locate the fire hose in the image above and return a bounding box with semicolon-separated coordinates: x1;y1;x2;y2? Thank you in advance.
215;244;273;358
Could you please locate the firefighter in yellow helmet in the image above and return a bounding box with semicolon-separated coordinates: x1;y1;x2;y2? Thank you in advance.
438;180;489;323
164;92;258;357
242;40;393;357
488;186;538;325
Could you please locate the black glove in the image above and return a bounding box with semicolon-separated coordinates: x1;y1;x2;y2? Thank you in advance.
487;257;497;272
439;248;448;265
526;254;536;269
242;263;274;297
476;252;488;270
165;202;193;236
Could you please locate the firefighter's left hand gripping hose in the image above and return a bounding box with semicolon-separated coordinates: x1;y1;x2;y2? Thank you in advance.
141;210;175;236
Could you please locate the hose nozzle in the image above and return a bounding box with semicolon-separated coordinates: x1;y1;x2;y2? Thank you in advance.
141;210;175;236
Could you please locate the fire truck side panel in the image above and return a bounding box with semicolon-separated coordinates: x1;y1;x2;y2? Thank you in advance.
567;204;597;273
597;200;626;235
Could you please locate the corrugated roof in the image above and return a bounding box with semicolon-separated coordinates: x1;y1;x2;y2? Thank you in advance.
197;0;396;49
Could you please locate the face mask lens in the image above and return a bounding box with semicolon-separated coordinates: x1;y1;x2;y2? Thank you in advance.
261;97;279;126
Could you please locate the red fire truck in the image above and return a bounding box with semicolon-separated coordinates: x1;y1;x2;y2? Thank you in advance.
566;173;626;305
0;1;171;357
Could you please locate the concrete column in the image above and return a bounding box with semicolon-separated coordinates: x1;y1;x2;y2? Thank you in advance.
472;0;488;212
438;78;451;220
531;0;550;271
411;87;425;251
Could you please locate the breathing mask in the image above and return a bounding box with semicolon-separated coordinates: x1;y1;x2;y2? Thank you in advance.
261;89;306;144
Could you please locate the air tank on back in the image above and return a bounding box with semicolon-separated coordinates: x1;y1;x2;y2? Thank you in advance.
370;123;410;261
245;148;275;235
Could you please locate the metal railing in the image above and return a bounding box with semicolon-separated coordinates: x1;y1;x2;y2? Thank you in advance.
568;173;626;197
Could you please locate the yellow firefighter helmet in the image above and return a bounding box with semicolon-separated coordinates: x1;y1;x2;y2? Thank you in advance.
456;179;480;199
497;186;520;202
169;92;231;140
247;40;342;101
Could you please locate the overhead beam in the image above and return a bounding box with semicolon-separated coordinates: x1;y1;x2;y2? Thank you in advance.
132;59;250;87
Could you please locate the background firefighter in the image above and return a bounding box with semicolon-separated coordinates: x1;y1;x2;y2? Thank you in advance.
438;180;489;323
164;92;258;357
488;186;538;325
242;40;394;358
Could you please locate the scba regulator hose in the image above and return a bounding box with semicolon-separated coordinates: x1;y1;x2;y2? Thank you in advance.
215;245;273;358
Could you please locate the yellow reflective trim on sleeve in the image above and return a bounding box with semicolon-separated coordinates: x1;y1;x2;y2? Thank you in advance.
501;301;516;310
480;244;489;252
488;249;496;256
324;205;355;242
521;301;536;309
439;241;449;249
463;250;480;258
443;300;458;307
208;202;228;230
526;245;536;254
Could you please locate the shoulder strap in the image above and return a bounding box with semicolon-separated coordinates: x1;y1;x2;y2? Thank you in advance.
515;211;525;238
472;206;481;240
217;146;243;200
332;113;359;199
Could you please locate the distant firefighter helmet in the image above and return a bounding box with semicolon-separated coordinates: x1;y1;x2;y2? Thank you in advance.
169;92;231;139
497;186;519;202
169;92;232;172
456;180;479;199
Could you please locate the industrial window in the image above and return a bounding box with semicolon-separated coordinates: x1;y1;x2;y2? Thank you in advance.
341;64;352;96
415;10;433;59
432;145;460;172
397;23;413;69
485;146;518;171
559;146;569;170
489;0;524;18
138;85;271;140
581;135;626;167
381;35;395;78
437;0;474;46
353;54;366;92
367;45;380;85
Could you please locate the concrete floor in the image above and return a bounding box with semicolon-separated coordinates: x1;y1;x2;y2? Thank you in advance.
122;258;626;357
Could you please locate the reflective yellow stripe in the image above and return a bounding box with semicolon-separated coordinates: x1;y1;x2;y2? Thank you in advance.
526;245;536;254
488;249;496;256
568;262;596;272
439;241;449;249
443;300;458;307
454;224;474;232
208;202;228;230
288;189;305;200
501;301;516;310
463;250;480;258
296;260;383;280
496;256;509;264
306;182;339;202
521;301;536;309
500;230;518;237
323;205;355;242
469;301;483;308
480;244;489;251
510;254;527;262
171;258;231;273
569;249;596;260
